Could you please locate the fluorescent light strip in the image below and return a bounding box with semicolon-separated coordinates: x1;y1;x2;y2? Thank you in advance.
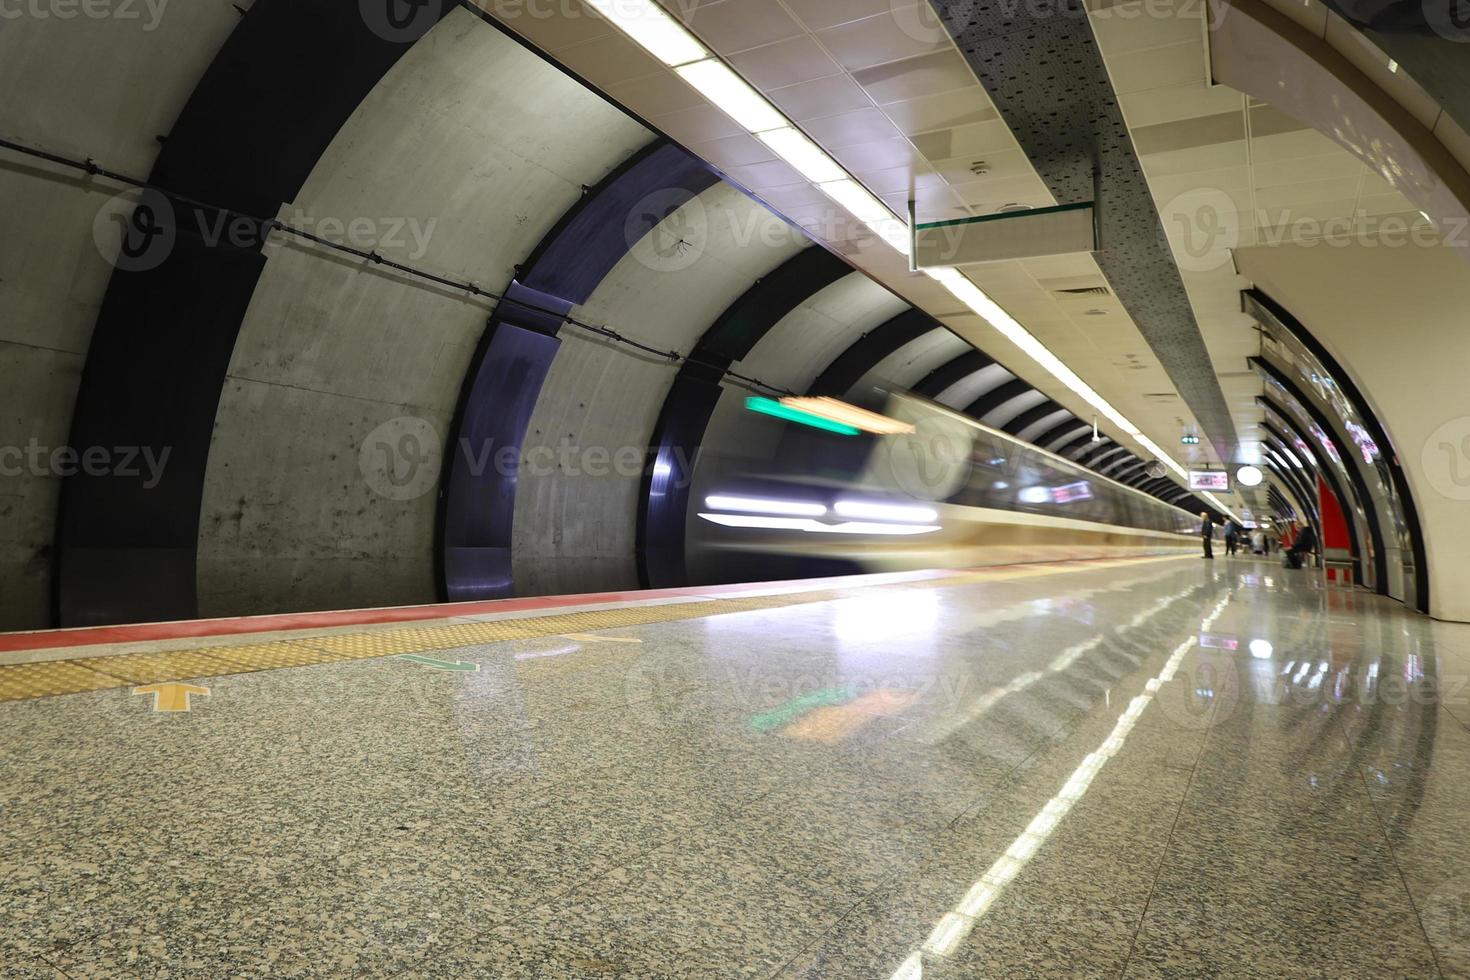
590;1;1203;507
673;59;787;132
757;127;849;184
580;0;708;66
932;267;1229;516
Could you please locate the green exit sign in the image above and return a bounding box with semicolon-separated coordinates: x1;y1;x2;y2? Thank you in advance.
1181;435;1200;445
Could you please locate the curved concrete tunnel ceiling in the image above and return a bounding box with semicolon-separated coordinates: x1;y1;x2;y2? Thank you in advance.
0;0;1273;629
1210;0;1470;253
482;0;1241;505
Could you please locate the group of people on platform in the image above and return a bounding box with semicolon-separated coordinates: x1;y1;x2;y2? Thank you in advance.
1198;512;1316;567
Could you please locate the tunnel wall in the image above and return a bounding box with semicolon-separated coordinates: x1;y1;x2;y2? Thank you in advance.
1235;241;1470;622
195;11;649;616
509;184;803;597
0;3;238;628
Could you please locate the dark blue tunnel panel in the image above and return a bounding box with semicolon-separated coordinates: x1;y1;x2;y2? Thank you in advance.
56;0;454;627
439;141;718;602
637;246;852;589
807;308;939;400
912;351;995;400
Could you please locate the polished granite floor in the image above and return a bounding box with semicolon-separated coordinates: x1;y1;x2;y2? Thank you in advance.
3;557;1470;978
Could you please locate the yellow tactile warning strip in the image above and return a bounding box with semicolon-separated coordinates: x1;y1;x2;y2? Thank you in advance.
0;556;1186;703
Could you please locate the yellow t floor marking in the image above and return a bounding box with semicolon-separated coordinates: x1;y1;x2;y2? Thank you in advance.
133;682;210;712
560;633;644;643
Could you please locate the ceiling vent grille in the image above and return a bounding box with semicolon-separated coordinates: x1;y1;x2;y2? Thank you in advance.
1055;286;1112;297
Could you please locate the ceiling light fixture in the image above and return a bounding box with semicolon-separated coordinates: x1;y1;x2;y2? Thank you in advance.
586;0;1209;512
581;0;708;66
757;127;849;184
673;59;786;132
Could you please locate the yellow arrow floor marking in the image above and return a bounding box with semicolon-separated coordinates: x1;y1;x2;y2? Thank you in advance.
559;633;643;644
132;682;211;712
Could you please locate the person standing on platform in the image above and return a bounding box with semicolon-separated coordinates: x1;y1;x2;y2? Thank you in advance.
1200;512;1215;559
1225;523;1239;556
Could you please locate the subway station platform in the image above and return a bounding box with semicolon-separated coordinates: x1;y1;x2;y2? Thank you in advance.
3;555;1469;978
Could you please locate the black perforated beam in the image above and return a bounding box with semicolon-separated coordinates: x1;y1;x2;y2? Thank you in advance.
927;0;1238;461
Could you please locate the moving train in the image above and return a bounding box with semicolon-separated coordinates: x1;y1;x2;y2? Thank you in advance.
685;391;1200;584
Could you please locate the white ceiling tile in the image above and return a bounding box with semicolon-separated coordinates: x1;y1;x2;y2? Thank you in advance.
554;32;664;86
605;71;704;116
816;10;952;72
1105;40;1205;95
781;0;895;31
1249;128;1344;163
1250;152;1362;189
1089;4;1203;54
803;107;905;148
690;133;777;170
648;102;744;143
852;50;978;105
1254;175;1360;211
880;86;997;136
832;137;925;173
1117;84;1244;128
948;173;1056;211
765;74;874;121
1140;139;1250;178
679;0;806;54
729;36;842;89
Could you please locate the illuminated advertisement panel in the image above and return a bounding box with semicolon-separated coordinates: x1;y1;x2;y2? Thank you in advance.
1188;471;1230;491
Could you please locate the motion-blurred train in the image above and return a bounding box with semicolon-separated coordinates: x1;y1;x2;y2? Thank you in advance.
685;390;1199;584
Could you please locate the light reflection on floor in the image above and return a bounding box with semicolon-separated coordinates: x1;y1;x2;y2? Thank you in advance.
2;556;1467;977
